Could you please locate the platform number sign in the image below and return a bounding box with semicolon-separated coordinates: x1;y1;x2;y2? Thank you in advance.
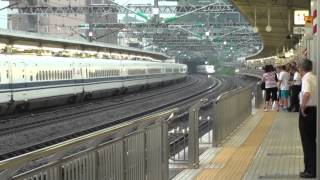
294;10;309;25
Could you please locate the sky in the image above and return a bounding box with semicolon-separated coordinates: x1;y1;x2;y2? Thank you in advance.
0;0;8;29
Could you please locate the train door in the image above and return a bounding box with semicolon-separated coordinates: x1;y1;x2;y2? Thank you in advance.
0;59;11;104
11;61;27;101
121;61;126;88
78;62;85;93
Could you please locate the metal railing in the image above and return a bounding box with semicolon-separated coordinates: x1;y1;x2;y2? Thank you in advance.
237;69;263;79
212;87;252;146
0;82;263;180
0;109;177;180
168;84;261;171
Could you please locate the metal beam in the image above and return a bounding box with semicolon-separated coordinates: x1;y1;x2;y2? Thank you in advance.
9;4;236;15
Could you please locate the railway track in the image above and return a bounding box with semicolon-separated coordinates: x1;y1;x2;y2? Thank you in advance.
0;75;219;160
0;77;199;136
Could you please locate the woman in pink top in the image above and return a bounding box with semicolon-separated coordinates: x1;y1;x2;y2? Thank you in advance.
262;65;279;111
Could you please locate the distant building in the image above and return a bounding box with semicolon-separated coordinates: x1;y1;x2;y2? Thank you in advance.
8;0;117;44
0;1;8;29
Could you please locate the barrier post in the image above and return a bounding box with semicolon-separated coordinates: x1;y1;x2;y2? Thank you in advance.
188;100;205;168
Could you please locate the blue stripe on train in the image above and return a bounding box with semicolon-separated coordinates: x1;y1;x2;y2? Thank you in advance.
0;74;180;93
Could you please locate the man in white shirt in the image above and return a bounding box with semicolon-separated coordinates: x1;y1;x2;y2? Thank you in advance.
278;65;290;110
298;59;317;178
289;66;301;112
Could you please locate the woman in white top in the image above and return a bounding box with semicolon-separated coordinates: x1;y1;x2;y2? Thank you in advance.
290;66;301;112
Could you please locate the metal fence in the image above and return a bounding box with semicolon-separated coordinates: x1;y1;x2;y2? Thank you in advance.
0;109;176;180
212;87;252;147
168;85;258;175
0;83;263;180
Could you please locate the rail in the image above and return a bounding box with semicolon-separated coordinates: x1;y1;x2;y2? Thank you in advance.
0;109;177;180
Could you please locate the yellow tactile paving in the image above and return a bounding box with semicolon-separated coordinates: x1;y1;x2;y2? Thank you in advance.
210;147;236;164
196;112;276;180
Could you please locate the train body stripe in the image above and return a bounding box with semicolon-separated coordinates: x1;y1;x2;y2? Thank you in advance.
0;73;179;93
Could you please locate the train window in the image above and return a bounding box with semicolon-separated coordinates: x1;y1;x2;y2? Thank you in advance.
149;68;161;74
30;75;33;81
59;71;62;79
0;72;1;83
166;68;172;73
6;70;8;79
36;73;39;80
48;71;52;80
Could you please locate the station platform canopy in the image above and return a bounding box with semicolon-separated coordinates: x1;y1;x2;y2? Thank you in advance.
0;29;170;60
231;0;310;59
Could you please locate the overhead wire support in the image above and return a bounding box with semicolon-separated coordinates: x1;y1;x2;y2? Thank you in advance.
8;4;236;15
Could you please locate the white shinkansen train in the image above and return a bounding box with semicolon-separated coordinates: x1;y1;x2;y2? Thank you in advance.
196;65;215;74
0;55;188;113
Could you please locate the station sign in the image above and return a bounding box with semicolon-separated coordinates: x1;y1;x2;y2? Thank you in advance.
293;27;306;34
294;10;309;25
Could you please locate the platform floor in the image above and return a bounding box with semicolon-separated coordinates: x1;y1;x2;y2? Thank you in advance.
173;110;316;180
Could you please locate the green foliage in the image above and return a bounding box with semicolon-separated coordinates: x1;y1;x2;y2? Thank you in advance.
216;66;235;76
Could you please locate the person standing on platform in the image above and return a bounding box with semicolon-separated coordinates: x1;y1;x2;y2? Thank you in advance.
290;66;301;112
298;59;317;178
262;65;278;112
278;65;290;111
